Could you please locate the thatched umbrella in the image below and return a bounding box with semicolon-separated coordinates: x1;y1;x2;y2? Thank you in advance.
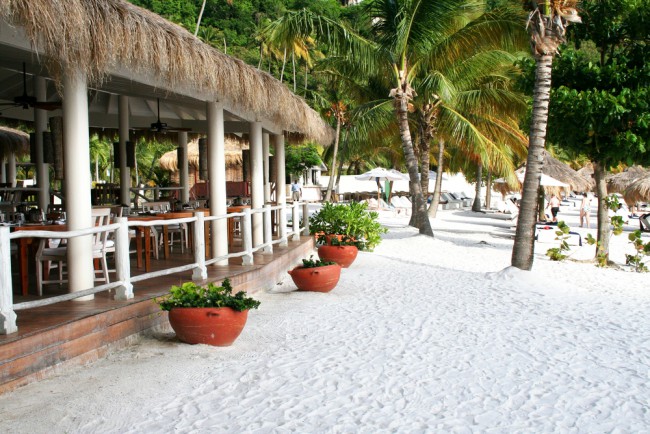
577;162;595;190
159;137;246;171
606;166;648;194
0;126;29;159
539;151;592;192
0;0;334;145
623;174;650;204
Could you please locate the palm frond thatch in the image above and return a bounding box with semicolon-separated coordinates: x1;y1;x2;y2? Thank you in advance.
606;166;648;194
624;174;650;204
159;137;246;171
0;0;334;145
540;151;592;192
0;126;29;159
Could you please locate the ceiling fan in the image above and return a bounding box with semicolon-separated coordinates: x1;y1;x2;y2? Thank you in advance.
136;98;192;133
0;62;62;112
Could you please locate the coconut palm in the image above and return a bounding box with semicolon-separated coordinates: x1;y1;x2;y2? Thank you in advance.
511;0;581;270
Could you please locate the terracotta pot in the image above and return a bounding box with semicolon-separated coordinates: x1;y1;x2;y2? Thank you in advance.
288;263;342;292
318;244;358;268
168;307;249;346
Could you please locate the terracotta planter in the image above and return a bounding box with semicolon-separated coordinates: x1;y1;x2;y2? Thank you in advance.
168;307;249;346
288;263;342;292
318;244;358;268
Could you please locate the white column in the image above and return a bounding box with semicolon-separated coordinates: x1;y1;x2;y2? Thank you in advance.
0;159;5;183
273;134;287;246
63;70;94;299
207;102;228;264
178;131;190;204
250;121;264;247
263;133;271;203
35;77;50;211
7;153;16;187
118;95;131;206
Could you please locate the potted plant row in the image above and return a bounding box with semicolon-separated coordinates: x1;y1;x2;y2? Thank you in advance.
288;256;341;292
156;278;260;347
309;202;386;268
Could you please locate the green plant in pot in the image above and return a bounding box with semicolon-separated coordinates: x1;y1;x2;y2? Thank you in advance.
288;256;342;292
309;202;387;267
156;278;260;346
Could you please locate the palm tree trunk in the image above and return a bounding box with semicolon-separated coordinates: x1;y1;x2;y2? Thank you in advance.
419;129;430;198
593;161;611;260
258;44;264;69
325;116;342;202
304;64;308;97
194;0;207;36
428;139;445;218
292;52;297;92
280;47;287;83
95;157;99;183
472;163;482;211
485;170;492;209
512;53;554;270
396;92;433;237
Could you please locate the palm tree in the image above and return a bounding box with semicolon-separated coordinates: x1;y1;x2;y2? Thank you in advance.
511;0;581;270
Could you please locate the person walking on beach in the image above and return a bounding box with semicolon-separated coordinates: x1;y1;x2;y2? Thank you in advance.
580;193;592;228
291;180;302;202
547;194;561;222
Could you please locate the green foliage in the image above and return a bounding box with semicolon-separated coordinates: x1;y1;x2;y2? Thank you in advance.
309;202;386;251
156;278;261;312
300;255;335;268
285;143;322;176
625;230;650;272
545;221;571;261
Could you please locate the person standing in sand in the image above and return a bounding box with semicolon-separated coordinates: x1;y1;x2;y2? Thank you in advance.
291;180;302;202
546;194;561;222
580;193;592;228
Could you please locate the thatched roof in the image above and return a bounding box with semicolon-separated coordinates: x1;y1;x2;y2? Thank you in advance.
606;166;648;193
539;151;592;192
0;0;334;145
0;126;29;159
159;137;246;172
576;162;595;189
624;174;650;204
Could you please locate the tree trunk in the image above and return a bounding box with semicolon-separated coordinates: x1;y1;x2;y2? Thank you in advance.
428;139;445;218
485;169;492;209
258;44;264;69
95;157;99;183
304;64;308;97
593;161;611;260
512;53;554;270
472;163;482;212
324;116;341;202
419;127;430;199
194;0;207;36
292;52;297;93
280;47;287;83
395;92;433;237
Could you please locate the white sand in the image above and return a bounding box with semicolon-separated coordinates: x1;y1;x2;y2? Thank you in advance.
1;208;649;433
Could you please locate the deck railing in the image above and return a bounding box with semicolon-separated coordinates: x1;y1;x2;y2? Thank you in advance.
0;201;310;335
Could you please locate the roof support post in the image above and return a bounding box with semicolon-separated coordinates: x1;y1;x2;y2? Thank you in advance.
118;95;131;206
34;76;50;211
0;158;5;183
63;69;94;299
6;152;15;187
273;134;287;246
250;121;264;247
263;133;271;203
178;131;189;204
0;226;17;334
207;101;228;265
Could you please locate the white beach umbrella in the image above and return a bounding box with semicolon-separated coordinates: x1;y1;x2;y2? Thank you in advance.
355;167;408;204
516;170;569;187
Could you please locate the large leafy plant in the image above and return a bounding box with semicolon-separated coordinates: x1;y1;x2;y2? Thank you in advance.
309;202;386;251
300;255;336;268
156;278;261;311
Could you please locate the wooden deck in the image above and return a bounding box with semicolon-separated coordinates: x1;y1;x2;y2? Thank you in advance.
0;236;314;394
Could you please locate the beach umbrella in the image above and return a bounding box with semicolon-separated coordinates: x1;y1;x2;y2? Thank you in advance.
355;167;408;205
516;170;569;187
623;173;650;204
606;166;648;194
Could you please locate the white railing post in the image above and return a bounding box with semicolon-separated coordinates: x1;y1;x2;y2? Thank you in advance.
302;202;310;236
0;227;17;334
193;212;207;281
279;203;288;247
114;217;133;300
292;202;300;241
242;208;254;265
263;204;273;254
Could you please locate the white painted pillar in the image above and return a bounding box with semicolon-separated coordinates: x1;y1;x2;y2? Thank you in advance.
178;131;190;204
35;77;50;211
207;102;228;265
7;152;16;187
63;70;94;299
0;159;6;183
273;134;287;246
118;95;131;206
250;121;264;247
263;133;271;203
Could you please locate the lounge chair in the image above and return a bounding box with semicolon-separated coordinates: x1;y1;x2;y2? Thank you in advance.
440;192;462;209
640;213;650;232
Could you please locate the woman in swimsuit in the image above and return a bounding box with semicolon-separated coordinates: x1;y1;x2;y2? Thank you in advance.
580;193;592;228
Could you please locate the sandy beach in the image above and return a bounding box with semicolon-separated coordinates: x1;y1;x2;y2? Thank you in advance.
0;206;648;433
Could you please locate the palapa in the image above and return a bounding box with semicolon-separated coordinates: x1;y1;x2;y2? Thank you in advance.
0;126;29;159
159;137;246;172
0;0;334;145
623;173;650;204
606;166;648;194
